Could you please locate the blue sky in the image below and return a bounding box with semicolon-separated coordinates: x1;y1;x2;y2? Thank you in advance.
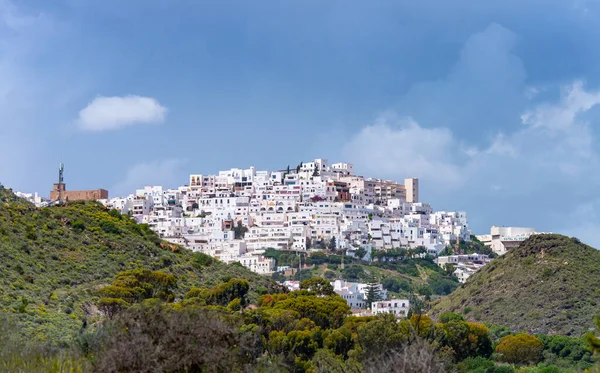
2;0;600;246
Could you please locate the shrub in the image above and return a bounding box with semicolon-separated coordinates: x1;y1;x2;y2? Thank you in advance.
194;252;214;267
496;334;544;365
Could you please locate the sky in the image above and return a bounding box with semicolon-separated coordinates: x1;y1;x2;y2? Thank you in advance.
2;0;600;246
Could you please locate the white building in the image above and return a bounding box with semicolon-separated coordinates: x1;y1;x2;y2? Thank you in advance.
372;299;410;318
332;280;388;310
436;253;490;267
476;226;542;255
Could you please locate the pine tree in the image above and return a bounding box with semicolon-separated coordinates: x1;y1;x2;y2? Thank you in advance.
366;277;381;309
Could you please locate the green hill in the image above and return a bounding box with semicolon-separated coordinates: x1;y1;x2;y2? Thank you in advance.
0;185;281;345
431;234;600;336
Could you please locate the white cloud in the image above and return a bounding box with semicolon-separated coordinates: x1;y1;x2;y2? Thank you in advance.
111;158;187;196
77;95;168;132
343;113;463;187
343;79;600;242
520;81;600;132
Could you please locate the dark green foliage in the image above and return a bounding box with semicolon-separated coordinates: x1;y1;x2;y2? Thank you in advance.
233;221;248;239
194;252;213;267
208;278;250;307
456;356;495;372
432;234;600;335
439;312;465;323
365;277;381;308
308;251;328;265
537;334;593;369
381;276;411;293
341;265;366;281
294;269;314;281
428;272;459;295
354;247;367;260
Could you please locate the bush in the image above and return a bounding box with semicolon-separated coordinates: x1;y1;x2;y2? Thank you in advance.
194;252;214;267
382;277;410;293
496;334;544;365
457;356;495;372
92;303;260;372
439;313;465;323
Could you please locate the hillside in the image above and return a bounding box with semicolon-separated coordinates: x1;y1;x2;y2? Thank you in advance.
431;234;600;336
265;248;460;297
0;185;282;345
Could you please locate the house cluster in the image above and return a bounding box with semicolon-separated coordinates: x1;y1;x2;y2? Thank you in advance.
96;158;472;275
283;279;409;317
435;253;492;283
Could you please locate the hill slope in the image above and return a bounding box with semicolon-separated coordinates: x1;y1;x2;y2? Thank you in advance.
431;234;600;336
0;186;281;345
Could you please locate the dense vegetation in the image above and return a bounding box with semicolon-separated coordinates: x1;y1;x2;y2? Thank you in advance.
2;272;598;372
264;247;460;298
432;234;600;336
1;185;599;372
0;185;282;345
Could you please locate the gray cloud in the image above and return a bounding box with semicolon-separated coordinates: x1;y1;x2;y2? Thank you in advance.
343;23;600;247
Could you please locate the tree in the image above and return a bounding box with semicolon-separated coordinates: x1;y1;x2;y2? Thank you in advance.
308;251;328;265
233;221;248;239
496;334;544;365
208;278;250;307
382;277;410;293
587;316;600;354
328;237;337;251
191;202;199;210
365;278;381;309
300;277;334;296
354;247;367;261
436;320;492;361
306;237;312;250
100;268;177;303
357;313;408;358
97;298;129;319
273;293;350;329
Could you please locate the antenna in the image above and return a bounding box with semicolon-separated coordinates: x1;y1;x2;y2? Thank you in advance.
57;162;65;205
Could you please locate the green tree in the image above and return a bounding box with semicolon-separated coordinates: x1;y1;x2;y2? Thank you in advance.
329;237;337;251
208;278;250;307
273;293;350;329
587;316;600;354
354;247;367;260
300;277;335;296
356;313;408;358
365;278;381;309
233;221;248;239
496;334;544;365
100;268;177;303
308;251;328;265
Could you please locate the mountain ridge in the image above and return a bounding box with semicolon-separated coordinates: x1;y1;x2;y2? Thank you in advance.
431;234;600;336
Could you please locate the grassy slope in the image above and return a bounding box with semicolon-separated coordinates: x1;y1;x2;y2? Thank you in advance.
431;234;600;336
0;186;281;345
